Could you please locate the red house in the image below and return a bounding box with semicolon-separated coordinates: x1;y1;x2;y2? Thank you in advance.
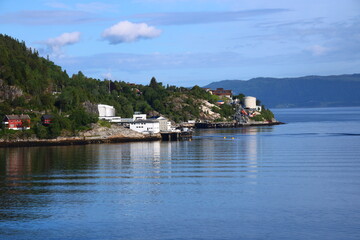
2;115;31;130
211;88;233;99
41;115;53;125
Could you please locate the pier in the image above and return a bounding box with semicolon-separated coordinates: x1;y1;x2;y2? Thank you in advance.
161;131;192;141
195;121;284;129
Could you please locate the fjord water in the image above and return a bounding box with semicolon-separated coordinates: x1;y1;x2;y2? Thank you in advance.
1;107;360;240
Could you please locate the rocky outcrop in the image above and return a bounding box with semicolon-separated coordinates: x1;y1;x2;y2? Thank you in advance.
199;100;221;120
82;101;99;115
80;123;158;139
0;79;23;102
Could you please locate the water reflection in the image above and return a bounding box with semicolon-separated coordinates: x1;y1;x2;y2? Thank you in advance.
193;126;272;180
95;141;172;171
0;146;98;221
0;134;265;222
0;148;48;221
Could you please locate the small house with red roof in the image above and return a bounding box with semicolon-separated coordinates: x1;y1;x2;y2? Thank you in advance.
2;115;31;130
211;88;233;99
41;115;53;125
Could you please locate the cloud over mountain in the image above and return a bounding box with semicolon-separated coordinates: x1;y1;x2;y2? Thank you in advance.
102;21;162;44
44;32;81;57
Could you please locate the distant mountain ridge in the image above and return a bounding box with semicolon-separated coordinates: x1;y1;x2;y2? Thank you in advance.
204;74;360;108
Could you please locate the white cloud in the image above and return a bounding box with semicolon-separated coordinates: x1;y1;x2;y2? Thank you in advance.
102;21;162;44
308;45;330;56
44;32;81;57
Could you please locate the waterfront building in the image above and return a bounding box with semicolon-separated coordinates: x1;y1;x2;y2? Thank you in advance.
2;115;31;130
150;116;171;132
130;120;160;134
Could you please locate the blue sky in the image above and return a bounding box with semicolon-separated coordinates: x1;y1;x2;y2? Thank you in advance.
1;0;359;86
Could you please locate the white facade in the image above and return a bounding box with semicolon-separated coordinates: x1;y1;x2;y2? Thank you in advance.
100;117;122;123
153;116;171;132
133;113;146;121
130;120;160;133
98;104;115;117
243;96;257;109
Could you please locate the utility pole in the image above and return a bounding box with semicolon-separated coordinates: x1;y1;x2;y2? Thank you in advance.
108;80;111;94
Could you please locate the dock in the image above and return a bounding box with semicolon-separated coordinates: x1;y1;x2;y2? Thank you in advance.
195;121;284;128
160;131;192;141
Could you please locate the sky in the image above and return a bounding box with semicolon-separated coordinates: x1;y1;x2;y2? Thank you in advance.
1;0;359;86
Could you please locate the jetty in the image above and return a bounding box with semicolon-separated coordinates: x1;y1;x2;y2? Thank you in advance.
195;121;284;129
161;131;192;141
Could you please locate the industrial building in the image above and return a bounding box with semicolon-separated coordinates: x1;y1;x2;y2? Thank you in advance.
130;120;160;134
150;116;172;132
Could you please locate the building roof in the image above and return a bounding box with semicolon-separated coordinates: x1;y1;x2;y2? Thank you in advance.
4;114;30;120
41;114;53;119
212;88;233;96
131;119;159;124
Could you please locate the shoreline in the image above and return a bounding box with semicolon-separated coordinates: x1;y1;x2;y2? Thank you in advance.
0;121;284;148
0;135;161;148
195;120;285;128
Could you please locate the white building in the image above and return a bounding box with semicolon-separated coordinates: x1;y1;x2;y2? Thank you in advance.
130;120;160;133
133;112;147;121
150;116;171;132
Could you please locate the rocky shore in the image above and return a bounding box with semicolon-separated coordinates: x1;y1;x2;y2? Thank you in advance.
0;124;161;148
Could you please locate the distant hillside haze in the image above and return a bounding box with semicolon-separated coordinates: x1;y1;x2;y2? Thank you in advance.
204;74;360;108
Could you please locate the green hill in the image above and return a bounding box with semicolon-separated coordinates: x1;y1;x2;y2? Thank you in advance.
204;74;360;108
0;34;235;139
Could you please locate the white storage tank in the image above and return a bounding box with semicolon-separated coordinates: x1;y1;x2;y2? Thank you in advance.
243;96;257;109
98;105;106;117
98;104;115;117
105;106;115;117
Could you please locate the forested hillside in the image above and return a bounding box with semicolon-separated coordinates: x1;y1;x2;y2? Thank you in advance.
0;34;234;138
205;75;360;108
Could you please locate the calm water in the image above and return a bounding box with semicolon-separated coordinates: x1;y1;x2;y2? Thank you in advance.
1;107;360;240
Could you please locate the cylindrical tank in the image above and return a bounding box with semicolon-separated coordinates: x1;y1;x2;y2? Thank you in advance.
98;104;115;117
243;96;257;109
105;106;115;116
98;105;106;117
